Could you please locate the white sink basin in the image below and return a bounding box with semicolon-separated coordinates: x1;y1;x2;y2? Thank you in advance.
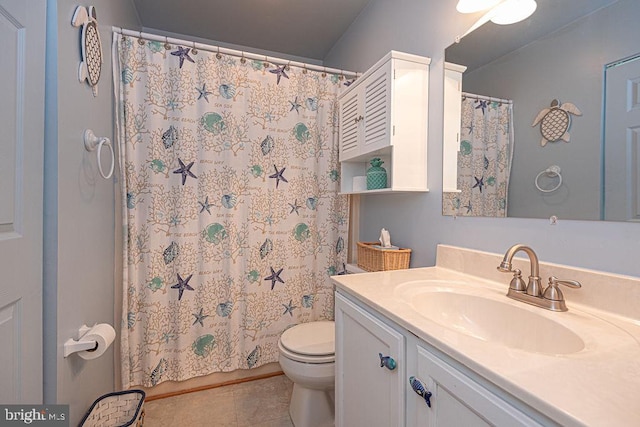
395;280;585;355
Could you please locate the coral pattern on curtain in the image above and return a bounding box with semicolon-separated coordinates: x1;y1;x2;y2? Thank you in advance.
113;34;349;389
443;95;514;217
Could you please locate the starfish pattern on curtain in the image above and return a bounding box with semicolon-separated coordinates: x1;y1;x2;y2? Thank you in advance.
443;95;514;217
114;34;349;388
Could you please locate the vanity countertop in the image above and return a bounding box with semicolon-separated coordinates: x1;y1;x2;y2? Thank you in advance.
332;246;640;427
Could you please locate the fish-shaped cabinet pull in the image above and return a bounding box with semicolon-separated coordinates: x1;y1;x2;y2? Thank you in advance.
379;353;397;371
409;376;433;408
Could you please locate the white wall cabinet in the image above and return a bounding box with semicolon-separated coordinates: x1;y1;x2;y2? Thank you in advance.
336;291;553;427
338;51;430;194
442;62;466;193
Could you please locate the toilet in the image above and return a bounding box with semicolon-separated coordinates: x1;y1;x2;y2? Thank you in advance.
278;320;335;427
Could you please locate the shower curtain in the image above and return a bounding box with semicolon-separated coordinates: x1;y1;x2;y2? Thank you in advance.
113;33;349;389
443;95;514;217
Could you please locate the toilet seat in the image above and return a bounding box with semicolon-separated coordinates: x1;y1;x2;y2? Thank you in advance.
279;320;335;363
279;343;335;363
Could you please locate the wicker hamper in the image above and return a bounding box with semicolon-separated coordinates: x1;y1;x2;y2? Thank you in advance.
79;389;145;427
357;242;411;272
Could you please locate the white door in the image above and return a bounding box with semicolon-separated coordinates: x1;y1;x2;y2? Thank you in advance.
0;0;46;403
604;54;640;221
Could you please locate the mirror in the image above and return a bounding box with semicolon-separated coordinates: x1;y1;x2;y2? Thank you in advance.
443;0;640;221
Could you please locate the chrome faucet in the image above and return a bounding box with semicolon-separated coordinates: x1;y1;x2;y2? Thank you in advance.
497;244;543;296
497;244;581;312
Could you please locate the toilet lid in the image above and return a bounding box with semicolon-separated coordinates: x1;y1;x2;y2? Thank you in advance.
280;321;335;356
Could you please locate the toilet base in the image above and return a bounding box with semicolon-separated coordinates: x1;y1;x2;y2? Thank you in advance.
289;384;334;427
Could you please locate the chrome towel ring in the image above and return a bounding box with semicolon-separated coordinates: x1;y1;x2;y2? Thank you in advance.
84;129;114;179
535;165;562;193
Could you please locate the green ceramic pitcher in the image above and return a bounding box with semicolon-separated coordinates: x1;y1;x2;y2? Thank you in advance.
366;158;387;190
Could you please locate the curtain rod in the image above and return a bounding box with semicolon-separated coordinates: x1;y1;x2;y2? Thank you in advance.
462;92;513;105
112;27;360;79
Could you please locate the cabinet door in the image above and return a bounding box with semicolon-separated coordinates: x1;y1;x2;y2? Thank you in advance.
335;293;405;427
339;87;362;161
412;345;544;427
363;62;392;154
443;65;464;192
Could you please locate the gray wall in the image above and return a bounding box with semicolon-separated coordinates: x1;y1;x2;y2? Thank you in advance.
38;1;640;422
324;0;640;277
462;0;640;220
44;0;139;424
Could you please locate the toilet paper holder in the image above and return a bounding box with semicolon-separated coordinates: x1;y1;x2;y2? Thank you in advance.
63;324;99;358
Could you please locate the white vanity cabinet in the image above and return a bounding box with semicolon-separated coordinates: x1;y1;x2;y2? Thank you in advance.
336;290;554;427
410;344;548;427
335;293;406;427
338;51;430;194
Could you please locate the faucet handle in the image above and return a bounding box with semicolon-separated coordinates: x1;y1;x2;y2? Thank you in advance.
508;268;527;292
543;276;581;301
497;264;527;292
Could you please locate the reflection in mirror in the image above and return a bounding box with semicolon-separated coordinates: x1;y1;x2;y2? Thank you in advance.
442;0;640;222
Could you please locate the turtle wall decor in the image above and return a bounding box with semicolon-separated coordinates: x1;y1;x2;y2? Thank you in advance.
72;5;103;96
531;99;582;146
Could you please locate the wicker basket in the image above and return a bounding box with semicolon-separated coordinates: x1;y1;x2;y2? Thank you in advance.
79;389;145;427
357;242;411;272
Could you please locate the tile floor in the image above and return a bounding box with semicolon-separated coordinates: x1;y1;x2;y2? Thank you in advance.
143;375;294;427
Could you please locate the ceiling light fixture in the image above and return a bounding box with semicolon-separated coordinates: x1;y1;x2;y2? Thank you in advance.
490;0;537;25
456;0;537;41
455;0;501;14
